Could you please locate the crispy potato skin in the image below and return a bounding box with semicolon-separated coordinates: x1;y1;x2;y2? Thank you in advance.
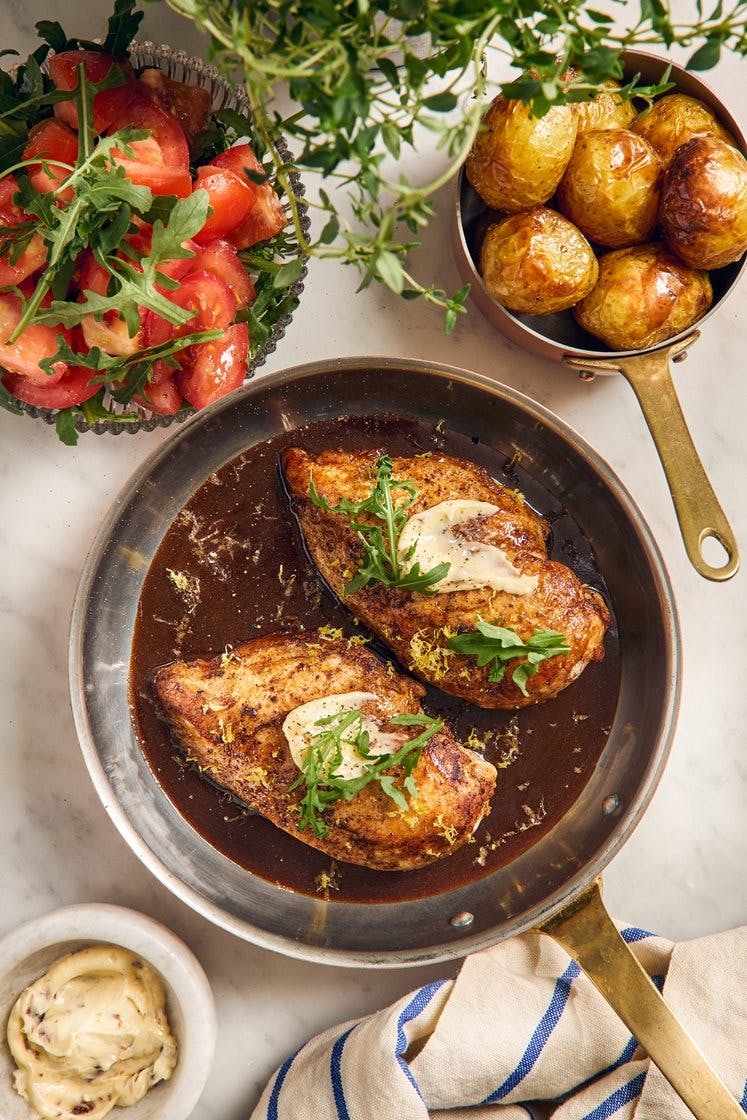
632;92;737;168
479;207;598;314
153;633;497;871
281;448;610;710
573;243;712;351
659;134;747;270
466;95;577;212
574;82;636;135
557;129;663;248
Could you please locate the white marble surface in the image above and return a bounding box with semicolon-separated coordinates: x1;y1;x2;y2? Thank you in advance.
1;3;746;1118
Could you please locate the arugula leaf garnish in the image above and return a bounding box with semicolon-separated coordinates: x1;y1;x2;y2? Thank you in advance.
447;616;570;697
33;191;211;336
309;454;449;596
289;708;443;838
102;0;144;57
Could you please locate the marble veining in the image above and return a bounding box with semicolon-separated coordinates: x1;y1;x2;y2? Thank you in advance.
0;2;745;1118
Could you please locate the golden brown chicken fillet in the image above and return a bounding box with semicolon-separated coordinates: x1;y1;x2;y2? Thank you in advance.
152;632;496;871
281;448;610;708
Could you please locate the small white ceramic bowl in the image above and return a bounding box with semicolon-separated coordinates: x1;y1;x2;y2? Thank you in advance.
0;903;216;1120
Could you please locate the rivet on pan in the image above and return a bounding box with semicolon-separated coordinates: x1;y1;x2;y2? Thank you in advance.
577;370;596;382
450;911;475;928
602;793;621;815
672;351;689;364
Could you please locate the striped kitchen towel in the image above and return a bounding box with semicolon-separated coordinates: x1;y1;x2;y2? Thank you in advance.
251;924;747;1120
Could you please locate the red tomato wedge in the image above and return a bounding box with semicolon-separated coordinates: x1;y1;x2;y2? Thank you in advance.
177;321;249;410
78;254;143;357
187;240;255;308
48;50;133;133
0;294;71;384
108;94;191;197
135;373;184;415
138;69;212;142
0;240;48;287
0;177;19;214
192;167;256;245
143;270;235;349
210;145;286;248
0;175;48;286
3;366;99;408
23;119;79;198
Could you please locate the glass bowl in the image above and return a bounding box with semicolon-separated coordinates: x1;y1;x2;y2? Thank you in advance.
7;42;309;437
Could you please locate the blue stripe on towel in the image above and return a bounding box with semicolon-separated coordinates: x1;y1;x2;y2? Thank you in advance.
330;1026;357;1120
395;980;448;1096
740;1078;747;1111
481;959;581;1103
619;926;654;944
580;1070;646;1119
267;1050;299;1120
481;925;656;1105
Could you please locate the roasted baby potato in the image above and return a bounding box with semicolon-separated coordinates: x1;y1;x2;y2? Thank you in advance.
557;129;663;248
632;92;737;167
466;95;577;212
479;207;598;314
659;134;747;269
574;81;637;135
573;243;712;351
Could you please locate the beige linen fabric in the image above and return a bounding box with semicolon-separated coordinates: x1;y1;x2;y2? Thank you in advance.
251;925;747;1120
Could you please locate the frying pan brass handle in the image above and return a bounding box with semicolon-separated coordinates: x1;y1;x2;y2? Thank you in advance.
565;334;739;581
539;879;743;1120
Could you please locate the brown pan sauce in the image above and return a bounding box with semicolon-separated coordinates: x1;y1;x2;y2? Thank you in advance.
130;414;620;903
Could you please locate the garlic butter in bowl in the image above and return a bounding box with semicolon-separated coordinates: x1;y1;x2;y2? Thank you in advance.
0;904;216;1120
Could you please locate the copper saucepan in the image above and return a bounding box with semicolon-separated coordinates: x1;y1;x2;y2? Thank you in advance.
452;49;745;581
70;359;741;1120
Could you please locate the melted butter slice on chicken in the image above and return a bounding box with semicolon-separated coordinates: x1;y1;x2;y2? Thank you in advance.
281;448;611;709
152;633;496;871
396;499;538;595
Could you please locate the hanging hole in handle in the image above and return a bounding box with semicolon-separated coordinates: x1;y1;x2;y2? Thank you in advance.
699;529;739;579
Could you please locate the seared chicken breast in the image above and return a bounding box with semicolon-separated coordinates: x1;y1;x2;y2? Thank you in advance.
281;448;610;708
152;632;496;871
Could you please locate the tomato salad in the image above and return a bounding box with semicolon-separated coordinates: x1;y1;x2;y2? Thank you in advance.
0;9;297;441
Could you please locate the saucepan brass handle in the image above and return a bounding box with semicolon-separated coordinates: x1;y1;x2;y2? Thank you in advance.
565;333;739;581
538;879;743;1120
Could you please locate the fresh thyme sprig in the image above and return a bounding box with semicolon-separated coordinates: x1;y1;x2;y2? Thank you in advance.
289;708;443;838
448;616;570;696
165;0;747;331
309;454;449;596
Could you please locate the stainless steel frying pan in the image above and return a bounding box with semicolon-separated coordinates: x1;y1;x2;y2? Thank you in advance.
70;359;741;1119
452;49;746;582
